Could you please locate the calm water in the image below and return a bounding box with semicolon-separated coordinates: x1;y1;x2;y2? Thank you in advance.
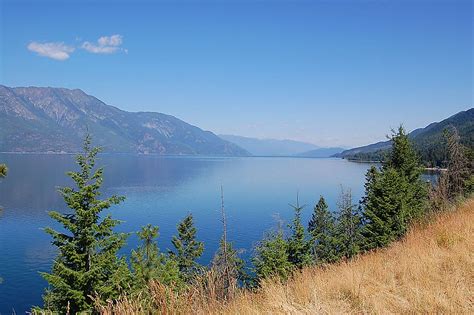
0;154;372;313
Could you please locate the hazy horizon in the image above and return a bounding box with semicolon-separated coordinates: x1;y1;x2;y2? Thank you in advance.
1;0;472;147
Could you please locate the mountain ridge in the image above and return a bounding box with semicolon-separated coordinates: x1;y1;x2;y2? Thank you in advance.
335;108;474;165
0;85;250;156
219;134;342;157
219;134;319;156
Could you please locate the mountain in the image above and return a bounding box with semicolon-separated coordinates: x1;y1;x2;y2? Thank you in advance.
0;85;250;155
335;108;474;166
332;141;391;159
219;134;320;156
296;147;345;158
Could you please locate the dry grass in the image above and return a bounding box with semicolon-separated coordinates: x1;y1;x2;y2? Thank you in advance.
101;198;474;314
224;198;474;314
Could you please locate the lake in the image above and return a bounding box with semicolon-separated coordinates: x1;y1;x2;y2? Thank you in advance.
0;154;372;313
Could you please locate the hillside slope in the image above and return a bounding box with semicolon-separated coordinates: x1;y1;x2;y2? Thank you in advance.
99;199;473;314
0;85;249;155
222;199;473;314
336;108;474;165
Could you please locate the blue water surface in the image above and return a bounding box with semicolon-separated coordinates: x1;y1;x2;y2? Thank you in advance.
0;154;372;313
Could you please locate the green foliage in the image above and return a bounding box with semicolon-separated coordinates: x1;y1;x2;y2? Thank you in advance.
252;229;293;283
465;175;474;196
287;199;312;268
212;238;246;282
343;109;474;167
361;127;428;251
211;237;247;300
169;214;204;283
41;135;130;314
386;126;428;221
460;139;473;196
308;196;338;264
131;224;183;290
361;167;407;249
0;164;7;178
334;188;362;259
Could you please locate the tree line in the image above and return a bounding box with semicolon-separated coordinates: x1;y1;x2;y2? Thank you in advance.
347;124;474;169
8;125;469;314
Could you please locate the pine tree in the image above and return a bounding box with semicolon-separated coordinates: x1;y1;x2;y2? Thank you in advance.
0;164;6;178
212;237;246;291
444;127;470;199
361;167;407;249
465;147;474;195
210;186;245;300
385;126;427;221
308;196;338;264
131;224;182;290
169;213;204;283
361;127;428;251
252;228;292;283
334;187;362;259
287;196;312;268
41;135;130;314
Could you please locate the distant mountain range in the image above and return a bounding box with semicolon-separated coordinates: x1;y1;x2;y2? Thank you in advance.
0;85;249;155
219;134;344;157
335;108;474;166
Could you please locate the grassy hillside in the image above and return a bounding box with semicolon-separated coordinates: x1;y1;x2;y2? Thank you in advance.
98;198;473;314
222;199;473;314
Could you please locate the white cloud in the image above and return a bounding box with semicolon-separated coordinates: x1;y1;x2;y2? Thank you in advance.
98;34;122;47
27;42;75;61
81;42;120;54
81;34;125;54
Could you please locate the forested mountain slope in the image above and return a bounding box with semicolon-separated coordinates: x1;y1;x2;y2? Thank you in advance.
336;108;473;166
0;85;249;155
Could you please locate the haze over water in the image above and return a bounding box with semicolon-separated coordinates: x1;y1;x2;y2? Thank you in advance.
0;154;372;312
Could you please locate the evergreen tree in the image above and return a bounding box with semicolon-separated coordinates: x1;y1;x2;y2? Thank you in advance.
308;196;338;264
252;228;292;283
212;237;246;285
361;127;428;251
384;126;427;220
361;167;407;249
169;213;204;283
334;188;362;259
287;197;312;268
465;147;474;195
210;186;245;300
131;224;182;289
0;164;6;178
444;127;470;199
41;135;130;314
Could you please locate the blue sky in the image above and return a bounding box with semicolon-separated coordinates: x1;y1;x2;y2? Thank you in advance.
1;0;472;147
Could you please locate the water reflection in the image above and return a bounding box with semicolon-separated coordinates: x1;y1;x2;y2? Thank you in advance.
0;154;372;312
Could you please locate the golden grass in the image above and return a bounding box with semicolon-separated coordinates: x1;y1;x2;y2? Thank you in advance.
222;198;474;314
101;198;474;314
